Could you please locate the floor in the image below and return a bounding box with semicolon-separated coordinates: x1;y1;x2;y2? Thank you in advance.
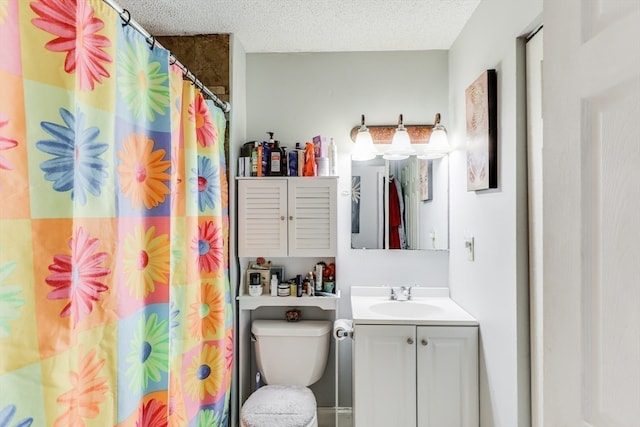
317;408;353;427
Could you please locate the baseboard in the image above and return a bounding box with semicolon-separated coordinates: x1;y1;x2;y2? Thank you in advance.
317;406;353;413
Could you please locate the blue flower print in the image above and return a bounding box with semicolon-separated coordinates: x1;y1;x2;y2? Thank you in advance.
36;108;108;205
0;404;33;427
190;155;219;212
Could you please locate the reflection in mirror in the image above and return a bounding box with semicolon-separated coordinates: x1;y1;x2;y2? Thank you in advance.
351;156;449;250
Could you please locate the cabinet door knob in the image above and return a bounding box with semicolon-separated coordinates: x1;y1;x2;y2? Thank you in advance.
289;215;294;220
421;339;428;346
407;338;414;345
280;216;285;221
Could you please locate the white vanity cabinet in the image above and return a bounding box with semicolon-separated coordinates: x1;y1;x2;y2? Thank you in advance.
237;177;337;257
353;324;478;427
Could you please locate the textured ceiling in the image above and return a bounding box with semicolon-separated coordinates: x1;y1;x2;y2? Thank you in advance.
114;0;481;53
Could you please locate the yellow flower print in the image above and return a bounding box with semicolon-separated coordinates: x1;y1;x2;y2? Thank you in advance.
184;343;224;400
123;225;170;299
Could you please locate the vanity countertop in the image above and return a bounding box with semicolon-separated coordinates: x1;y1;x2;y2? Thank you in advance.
350;286;478;326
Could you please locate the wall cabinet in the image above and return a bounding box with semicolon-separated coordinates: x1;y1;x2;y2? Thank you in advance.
353;324;478;427
237;177;337;257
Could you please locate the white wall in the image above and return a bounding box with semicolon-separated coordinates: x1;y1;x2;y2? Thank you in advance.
448;1;541;426
242;51;450;406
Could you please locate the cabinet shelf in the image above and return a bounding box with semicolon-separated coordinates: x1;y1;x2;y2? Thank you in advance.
237;292;340;310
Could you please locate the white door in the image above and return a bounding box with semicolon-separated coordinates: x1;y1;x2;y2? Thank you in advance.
353;324;416;427
544;1;640;426
416;326;478;427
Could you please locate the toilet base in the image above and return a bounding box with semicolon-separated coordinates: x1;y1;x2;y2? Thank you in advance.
240;384;317;427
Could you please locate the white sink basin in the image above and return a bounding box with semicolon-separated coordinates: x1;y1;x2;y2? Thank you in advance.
369;301;442;318
350;287;478;325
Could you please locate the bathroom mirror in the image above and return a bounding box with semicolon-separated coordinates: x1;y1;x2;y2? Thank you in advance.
351;156;449;250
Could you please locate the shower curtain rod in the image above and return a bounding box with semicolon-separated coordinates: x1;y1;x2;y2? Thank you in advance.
102;0;231;113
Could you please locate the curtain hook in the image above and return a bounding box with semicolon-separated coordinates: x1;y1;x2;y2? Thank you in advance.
120;9;131;27
147;35;156;50
169;55;177;66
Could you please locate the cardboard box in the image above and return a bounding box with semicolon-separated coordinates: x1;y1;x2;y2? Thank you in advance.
245;260;272;294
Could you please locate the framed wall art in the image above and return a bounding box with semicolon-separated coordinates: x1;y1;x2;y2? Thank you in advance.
418;158;432;201
271;266;285;284
351;175;361;233
466;69;498;191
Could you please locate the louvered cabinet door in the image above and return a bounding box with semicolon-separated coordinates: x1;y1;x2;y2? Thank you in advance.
237;179;288;257
287;178;337;257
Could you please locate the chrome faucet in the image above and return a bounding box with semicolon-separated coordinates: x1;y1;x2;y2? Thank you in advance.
387;285;417;301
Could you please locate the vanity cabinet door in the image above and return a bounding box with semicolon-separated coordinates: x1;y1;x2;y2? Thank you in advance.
416;326;479;427
237;179;288;257
288;178;337;257
353;324;416;427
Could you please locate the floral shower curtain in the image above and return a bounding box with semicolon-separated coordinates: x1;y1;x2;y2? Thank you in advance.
0;1;233;426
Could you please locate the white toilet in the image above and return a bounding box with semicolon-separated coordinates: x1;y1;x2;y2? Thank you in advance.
240;319;332;427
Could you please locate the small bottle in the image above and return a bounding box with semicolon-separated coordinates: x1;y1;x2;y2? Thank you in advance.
302;276;311;296
303;142;317;177
280;146;288;176
315;264;323;292
260;141;268;176
268;132;283;176
250;141;259;176
270;274;278;297
296;274;303;297
307;271;315;296
328;137;338;176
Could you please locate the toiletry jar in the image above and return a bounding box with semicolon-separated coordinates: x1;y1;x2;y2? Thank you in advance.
278;283;290;297
249;284;263;296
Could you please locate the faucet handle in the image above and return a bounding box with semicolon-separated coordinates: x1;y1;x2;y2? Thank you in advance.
408;285;420;299
384;285;397;300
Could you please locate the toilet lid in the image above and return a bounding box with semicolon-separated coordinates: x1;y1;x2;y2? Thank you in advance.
241;385;316;427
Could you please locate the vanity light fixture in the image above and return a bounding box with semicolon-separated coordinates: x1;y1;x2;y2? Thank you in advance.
417;113;451;159
383;114;414;160
352;114;377;161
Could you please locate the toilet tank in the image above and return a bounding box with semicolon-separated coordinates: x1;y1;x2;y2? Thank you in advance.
252;320;331;386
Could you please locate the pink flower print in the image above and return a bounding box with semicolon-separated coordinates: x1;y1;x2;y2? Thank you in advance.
191;221;222;273
135;399;168;427
30;0;112;91
0;115;18;171
46;227;111;326
189;94;217;147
